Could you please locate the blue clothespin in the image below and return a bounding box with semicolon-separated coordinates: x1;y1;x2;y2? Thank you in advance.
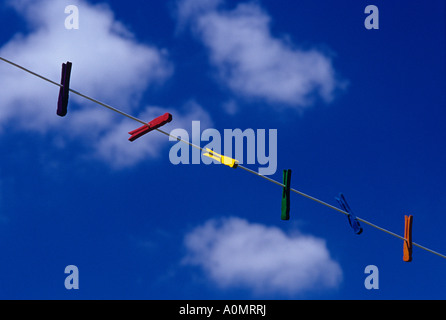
335;193;363;235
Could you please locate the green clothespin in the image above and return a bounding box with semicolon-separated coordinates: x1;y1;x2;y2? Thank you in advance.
281;169;292;220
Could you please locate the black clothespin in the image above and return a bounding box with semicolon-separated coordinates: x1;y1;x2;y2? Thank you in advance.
57;61;72;116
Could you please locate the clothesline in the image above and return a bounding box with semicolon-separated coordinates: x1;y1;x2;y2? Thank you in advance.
1;56;445;261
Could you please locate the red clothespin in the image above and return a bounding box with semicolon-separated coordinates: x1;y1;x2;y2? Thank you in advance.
128;112;172;141
57;61;72;117
403;215;413;262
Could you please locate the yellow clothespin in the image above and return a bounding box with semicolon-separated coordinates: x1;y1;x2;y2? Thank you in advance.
203;148;239;169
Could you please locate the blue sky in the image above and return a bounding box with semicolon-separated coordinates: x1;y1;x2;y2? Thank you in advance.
0;0;445;299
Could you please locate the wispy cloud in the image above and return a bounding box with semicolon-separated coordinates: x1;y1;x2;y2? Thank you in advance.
0;0;172;130
177;0;343;109
0;0;212;168
183;217;342;296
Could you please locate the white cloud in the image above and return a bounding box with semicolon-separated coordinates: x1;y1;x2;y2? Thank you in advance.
0;0;214;168
183;217;342;295
177;0;342;109
0;0;172;129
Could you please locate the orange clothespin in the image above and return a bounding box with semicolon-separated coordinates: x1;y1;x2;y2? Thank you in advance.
403;215;413;262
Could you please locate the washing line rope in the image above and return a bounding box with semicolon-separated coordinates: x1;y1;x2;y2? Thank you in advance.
1;56;445;260
0;57;201;151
